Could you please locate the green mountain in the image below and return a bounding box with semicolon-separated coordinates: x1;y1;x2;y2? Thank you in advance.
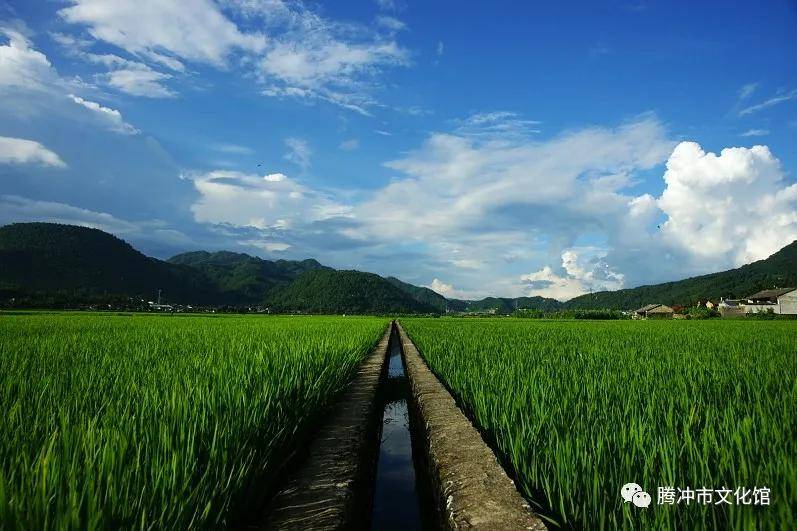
385;276;449;312
3;222;795;314
565;241;797;310
167;251;330;303
0;222;218;304
456;296;564;314
267;270;438;314
0;222;437;313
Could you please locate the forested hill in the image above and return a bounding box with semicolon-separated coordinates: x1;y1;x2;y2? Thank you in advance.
565;241;797;310
0;223;440;313
167;251;330;304
385;276;449;312
267;270;439;314
2;222;795;313
0;222;219;303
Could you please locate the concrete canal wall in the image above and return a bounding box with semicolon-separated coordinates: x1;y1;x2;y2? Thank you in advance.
262;324;391;530
396;322;547;531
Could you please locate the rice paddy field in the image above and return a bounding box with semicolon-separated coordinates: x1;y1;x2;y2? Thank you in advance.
0;313;388;530
400;318;796;530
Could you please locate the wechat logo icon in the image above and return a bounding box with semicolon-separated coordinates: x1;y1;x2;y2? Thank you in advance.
621;482;652;508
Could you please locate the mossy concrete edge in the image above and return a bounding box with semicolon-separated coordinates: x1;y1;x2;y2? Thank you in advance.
397;322;547;531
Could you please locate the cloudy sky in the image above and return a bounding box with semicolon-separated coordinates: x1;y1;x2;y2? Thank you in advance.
1;0;796;300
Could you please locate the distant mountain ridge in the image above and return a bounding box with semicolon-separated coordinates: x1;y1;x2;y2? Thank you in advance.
167;250;330;304
563;241;797;310
0;222;219;304
269;270;438;314
0;223;441;313
1;222;795;313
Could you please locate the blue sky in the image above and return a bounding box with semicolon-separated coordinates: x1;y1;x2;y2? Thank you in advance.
1;0;796;300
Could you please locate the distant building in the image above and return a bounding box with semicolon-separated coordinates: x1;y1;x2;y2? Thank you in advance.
634;304;674;319
718;298;745;317
744;288;797;315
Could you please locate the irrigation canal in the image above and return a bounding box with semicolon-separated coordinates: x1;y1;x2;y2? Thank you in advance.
370;326;435;530
261;322;546;530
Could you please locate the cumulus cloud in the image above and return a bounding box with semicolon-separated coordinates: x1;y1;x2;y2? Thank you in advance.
347;115;796;299
657;141;797;267
521;250;624;301
68;94;140;134
58;0;266;66
189;170;350;231
176;112;797;301
427;278;477;300
356;114;672;243
0;136;66;167
0;28;57;92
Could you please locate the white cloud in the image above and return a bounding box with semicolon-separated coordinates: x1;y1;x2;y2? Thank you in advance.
0;194;195;248
212;143;254;155
436;41;444;56
657;141;797;267
59;0;266;66
0;194;137;233
376;16;406;32
78;52;176;98
189;169;349;230
240;239;291;252
521;250;624;301
454;111;541;138
374;0;398;11
0;29;57;92
0;136;66;167
256;4;410;113
49;31;93;50
261;39;408;111
339;138;359;151
103;63;176;98
739;88;797;116
738;82;758;101
170;108;797;300
284;137;311;170
740;128;769;137
356;114;671;244
68;94;140;134
427;278;476;300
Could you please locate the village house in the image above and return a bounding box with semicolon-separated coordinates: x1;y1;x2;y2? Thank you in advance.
744;288;797;315
634;304;674;319
718;298;745;317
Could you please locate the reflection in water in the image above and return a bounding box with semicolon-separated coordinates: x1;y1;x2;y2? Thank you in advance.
370;337;424;530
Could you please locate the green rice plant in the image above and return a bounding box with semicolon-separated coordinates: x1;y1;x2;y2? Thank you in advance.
401;318;796;529
0;313;388;530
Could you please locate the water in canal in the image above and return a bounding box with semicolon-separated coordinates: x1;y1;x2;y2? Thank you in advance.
370;331;430;530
